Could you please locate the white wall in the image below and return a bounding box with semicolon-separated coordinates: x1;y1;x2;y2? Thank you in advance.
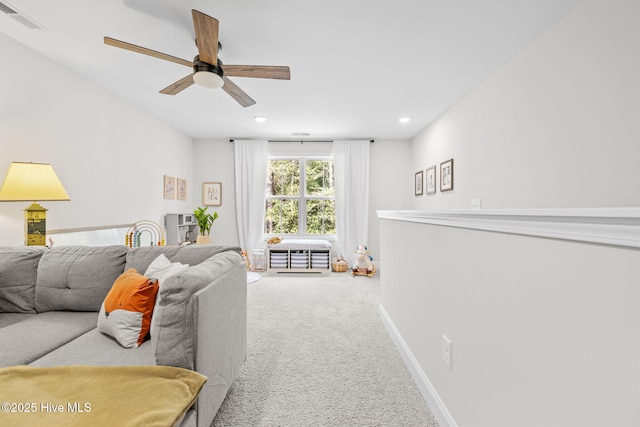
0;34;194;246
368;139;412;262
382;0;640;425
193;139;412;258
380;217;640;427
192;139;238;246
411;0;640;210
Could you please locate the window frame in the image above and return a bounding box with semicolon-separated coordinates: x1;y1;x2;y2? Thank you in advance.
265;155;335;237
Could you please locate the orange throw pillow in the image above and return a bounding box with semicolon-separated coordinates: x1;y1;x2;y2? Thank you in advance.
97;268;159;348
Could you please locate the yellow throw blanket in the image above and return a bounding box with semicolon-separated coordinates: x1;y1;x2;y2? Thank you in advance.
0;365;207;427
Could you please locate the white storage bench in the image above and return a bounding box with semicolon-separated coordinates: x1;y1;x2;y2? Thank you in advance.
267;239;332;272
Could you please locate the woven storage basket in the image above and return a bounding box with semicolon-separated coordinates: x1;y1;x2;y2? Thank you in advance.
332;261;349;272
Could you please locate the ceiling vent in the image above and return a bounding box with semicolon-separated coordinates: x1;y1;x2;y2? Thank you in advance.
0;1;47;30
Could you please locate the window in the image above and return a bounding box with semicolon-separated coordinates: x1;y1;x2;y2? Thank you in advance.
265;158;335;235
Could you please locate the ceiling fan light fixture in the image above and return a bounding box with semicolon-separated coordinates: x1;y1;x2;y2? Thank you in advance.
193;70;224;89
193;55;224;89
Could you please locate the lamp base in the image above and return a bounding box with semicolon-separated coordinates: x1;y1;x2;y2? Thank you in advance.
24;202;47;246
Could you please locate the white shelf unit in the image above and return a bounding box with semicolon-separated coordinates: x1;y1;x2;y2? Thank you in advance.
268;248;331;272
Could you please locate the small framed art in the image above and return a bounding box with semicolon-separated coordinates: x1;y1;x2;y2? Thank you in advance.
426;165;436;195
177;178;187;201
440;159;454;192
415;170;423;196
203;182;222;206
163;175;176;199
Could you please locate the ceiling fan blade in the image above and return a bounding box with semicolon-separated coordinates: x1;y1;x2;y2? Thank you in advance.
222;65;291;80
222;77;256;107
160;74;195;95
192;10;219;65
104;37;193;68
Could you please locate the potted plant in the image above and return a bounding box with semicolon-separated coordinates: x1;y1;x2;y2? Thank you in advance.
193;206;218;244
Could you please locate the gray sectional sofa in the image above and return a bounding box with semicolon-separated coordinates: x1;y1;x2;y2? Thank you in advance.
0;244;247;427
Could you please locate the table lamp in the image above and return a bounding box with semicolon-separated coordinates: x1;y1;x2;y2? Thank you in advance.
0;162;70;246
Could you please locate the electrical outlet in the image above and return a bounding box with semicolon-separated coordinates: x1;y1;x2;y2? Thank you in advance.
441;334;452;370
471;198;482;210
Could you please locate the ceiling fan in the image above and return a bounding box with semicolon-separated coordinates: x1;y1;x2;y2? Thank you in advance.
104;9;290;107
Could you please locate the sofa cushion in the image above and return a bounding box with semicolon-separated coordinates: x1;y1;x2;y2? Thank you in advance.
97;268;159;348
154;250;243;369
125;244;241;275
144;254;189;340
0;246;47;313
35;245;129;312
0;313;36;329
0;311;98;367
30;329;156;367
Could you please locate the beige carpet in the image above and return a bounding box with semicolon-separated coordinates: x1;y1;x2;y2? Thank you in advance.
212;271;439;427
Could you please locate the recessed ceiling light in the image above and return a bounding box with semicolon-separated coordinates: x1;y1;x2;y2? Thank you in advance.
398;117;411;124
254;116;267;123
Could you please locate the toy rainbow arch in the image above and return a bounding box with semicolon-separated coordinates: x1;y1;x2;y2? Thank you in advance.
125;220;165;247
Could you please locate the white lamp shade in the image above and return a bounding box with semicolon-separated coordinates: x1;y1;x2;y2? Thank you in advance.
193;71;224;89
0;162;70;201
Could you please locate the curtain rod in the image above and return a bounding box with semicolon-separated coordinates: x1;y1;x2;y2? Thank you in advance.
229;139;374;143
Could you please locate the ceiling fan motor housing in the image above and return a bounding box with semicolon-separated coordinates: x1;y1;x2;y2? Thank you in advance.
193;55;224;88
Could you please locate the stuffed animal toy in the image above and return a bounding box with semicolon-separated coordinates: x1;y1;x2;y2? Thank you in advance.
352;244;375;277
241;250;251;271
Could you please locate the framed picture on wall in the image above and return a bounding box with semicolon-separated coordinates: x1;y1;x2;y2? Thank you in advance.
440;159;454;192
177;178;187;201
426;165;436;195
415;170;424;196
163;175;176;199
203;182;222;206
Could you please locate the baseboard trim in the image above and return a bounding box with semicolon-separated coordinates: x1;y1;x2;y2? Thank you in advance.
379;304;458;427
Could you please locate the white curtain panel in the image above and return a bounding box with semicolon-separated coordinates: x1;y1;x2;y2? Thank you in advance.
333;140;370;265
234;139;268;256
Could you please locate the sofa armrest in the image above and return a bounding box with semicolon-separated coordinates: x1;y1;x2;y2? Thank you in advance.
191;261;247;427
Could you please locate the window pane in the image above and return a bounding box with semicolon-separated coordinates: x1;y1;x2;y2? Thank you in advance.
306;199;336;234
265;199;299;234
305;160;334;197
267;160;299;196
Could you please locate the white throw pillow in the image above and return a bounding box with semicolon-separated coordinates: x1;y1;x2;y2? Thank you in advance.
144;254;189;340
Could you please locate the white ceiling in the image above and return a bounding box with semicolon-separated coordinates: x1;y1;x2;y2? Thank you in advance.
0;0;581;141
